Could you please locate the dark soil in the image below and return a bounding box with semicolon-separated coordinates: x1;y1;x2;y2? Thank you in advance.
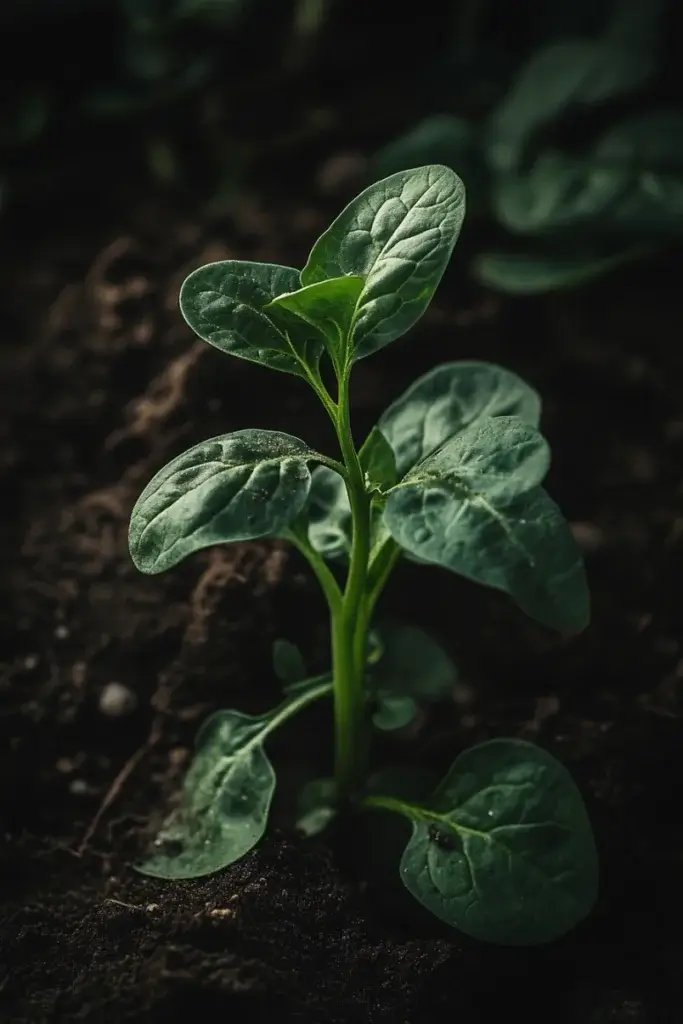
3;68;683;1024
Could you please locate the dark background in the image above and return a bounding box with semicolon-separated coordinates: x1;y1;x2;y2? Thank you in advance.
2;2;683;1022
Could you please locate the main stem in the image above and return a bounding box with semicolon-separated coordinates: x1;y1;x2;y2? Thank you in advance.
331;363;372;801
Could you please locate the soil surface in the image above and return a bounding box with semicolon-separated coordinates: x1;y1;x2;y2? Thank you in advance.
3;36;683;1021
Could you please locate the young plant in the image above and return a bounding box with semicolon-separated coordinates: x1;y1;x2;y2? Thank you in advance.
128;164;598;945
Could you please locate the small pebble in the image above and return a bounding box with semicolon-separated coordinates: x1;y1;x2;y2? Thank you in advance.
69;779;89;796
54;625;69;639
571;521;604;554
98;682;137;717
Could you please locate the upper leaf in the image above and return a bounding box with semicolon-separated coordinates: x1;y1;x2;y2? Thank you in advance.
399;738;599;945
383;417;589;631
378;361;541;479
302;165;466;360
264;275;364;360
306;465;353;561
137;708;277;879
179;260;319;377
130;429;316;574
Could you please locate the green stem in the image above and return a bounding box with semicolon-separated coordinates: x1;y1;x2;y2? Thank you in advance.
255;678;334;748
331;363;372;800
361;794;489;841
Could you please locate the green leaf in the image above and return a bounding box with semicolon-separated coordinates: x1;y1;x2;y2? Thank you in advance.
137;680;333;878
306;466;352;561
359;427;398;493
129;429;316;574
398;738;599;945
372;695;419;731
493;151;628;236
179;260;320;377
302;165;466;360
137;708;276;879
486;39;654;173
264;275;364;357
370;624;457;701
378;361;541;479
296;777;338;837
383;417;589;632
474;245;652;294
272;639;307;685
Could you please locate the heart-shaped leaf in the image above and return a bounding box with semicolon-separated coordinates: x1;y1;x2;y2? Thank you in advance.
379;361;541;479
398;738;599;945
179;260;319;377
370;624;457;701
129;429;317;574
383;417;589;631
302;165;466;360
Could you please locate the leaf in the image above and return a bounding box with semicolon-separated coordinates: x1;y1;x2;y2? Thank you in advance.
378;362;541;479
473;245;652;294
383;417;589;632
493;151;628;236
272;639;307;685
137;708;277;879
296;777;338;837
179;260;320;377
306;465;353;561
359;427;398;492
129;429;316;574
302;165;466;360
372;695;419;731
486;39;655;174
370;624;457;701
399;738;599;945
265;275;364;358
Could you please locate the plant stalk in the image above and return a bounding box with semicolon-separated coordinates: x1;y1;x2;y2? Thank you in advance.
331;363;372;801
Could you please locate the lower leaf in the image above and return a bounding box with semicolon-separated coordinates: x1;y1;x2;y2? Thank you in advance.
397;738;599;945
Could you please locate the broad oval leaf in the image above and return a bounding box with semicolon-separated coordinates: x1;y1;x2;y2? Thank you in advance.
130;429;316;574
179;260;317;376
372;695;419;731
265;275;364;359
302;165;466;360
379;361;541;479
383;417;589;631
137;709;276;879
486;40;654;174
400;738;599;945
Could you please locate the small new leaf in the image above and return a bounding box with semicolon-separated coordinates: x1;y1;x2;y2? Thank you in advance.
302;165;466;360
383;417;589;632
399;739;599;945
379;361;541;479
306;465;352;561
369;624;457;701
372;695;419;731
137;708;277;879
265;275;364;360
359;427;398;493
272;639;307;685
179;260;319;377
129;429;316;574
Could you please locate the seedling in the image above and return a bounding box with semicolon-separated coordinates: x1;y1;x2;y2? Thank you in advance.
129;164;598;945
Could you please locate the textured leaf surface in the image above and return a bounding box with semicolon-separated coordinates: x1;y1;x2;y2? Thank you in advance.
400;739;599;945
129;429;315;573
